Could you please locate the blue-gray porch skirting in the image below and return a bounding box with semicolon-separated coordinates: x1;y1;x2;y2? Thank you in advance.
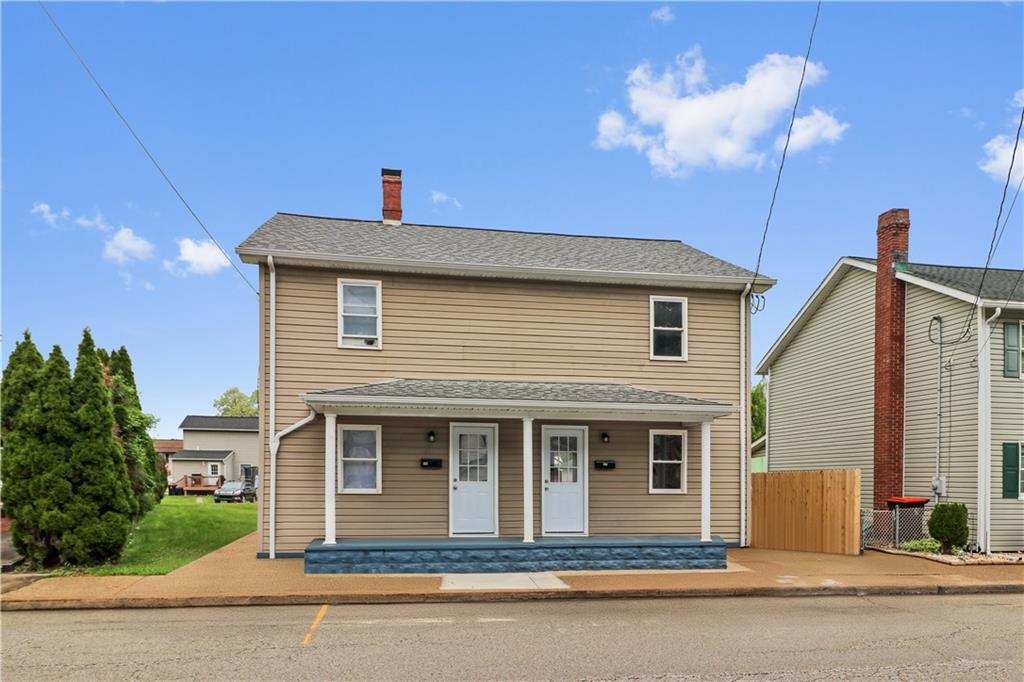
304;535;727;573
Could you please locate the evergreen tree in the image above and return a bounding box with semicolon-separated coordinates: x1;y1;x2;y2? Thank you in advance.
108;346;164;508
96;347;111;370
1;331;44;432
4;347;76;566
60;329;135;565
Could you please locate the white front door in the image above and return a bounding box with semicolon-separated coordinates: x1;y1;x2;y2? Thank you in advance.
450;425;497;535
542;427;587;535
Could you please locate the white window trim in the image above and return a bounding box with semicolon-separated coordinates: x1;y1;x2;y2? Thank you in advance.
649;429;688;494
649;295;688;361
337;424;383;494
1018;441;1024;501
337;278;383;350
207;462;221;477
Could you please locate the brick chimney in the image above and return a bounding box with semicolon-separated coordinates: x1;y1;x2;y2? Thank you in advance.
872;208;910;509
382;168;402;224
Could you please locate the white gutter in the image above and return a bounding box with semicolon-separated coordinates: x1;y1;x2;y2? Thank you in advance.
739;283;751;546
976;305;1001;554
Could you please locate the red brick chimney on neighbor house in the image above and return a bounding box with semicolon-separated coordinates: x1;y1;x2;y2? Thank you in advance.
872;208;910;509
382;168;402;224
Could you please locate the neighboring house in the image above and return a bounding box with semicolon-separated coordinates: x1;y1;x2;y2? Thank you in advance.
757;208;1024;552
235;168;773;572
152;438;183;478
168;416;259;486
750;435;766;473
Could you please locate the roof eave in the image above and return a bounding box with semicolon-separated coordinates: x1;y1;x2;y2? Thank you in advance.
756;257;876;374
236;247;775;293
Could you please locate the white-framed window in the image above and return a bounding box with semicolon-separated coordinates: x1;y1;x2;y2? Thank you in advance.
338;425;382;494
650;296;688;361
338;279;382;349
649;429;687;493
207;462;221;477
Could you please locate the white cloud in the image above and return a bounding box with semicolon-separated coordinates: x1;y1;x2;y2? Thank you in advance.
103;227;155;263
165;238;230;275
594;46;847;176
1014;89;1024;108
31;202;70;227
979;134;1024;186
75;211;113;231
430;190;463;210
650;5;675;24
776;107;849;153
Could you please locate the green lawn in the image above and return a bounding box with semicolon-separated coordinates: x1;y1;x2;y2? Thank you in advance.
69;496;257;576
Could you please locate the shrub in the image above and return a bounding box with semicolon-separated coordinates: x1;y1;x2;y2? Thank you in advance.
927;503;969;554
898;537;942;554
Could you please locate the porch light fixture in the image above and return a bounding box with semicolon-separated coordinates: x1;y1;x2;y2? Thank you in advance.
601;432;610;443
427;431;436;443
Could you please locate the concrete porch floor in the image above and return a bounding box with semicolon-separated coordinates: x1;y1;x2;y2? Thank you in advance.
2;532;1022;610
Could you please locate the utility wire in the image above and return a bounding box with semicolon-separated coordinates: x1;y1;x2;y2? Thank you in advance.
749;0;822;314
953;103;1024;341
37;1;258;295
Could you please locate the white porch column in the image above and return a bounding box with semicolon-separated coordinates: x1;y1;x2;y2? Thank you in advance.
324;412;337;545
522;417;535;543
701;420;712;542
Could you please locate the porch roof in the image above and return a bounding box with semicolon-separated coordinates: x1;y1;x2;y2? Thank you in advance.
302;378;734;422
168;449;233;461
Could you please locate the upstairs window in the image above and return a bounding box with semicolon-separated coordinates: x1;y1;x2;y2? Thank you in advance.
1004;321;1021;378
338;279;382;349
650;296;688;360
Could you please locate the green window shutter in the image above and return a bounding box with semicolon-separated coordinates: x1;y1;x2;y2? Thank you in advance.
1004;322;1021;378
1001;442;1021;499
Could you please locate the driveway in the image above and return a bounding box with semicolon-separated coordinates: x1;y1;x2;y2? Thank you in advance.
3;594;1022;680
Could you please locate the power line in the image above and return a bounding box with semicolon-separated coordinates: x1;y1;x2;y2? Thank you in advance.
953;103;1024;340
37;1;258;295
750;0;823;314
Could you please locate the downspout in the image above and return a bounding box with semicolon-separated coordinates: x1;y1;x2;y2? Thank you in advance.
267;254;278;558
932;316;943;500
739;283;751;546
976;305;1001;554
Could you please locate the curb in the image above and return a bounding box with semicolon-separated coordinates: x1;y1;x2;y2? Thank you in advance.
3;582;1022;611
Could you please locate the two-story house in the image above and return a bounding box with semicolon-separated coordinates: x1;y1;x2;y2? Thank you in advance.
236;169;773;573
167;415;259;492
757;209;1024;552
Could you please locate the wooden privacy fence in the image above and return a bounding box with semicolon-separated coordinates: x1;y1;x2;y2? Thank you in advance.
751;469;861;555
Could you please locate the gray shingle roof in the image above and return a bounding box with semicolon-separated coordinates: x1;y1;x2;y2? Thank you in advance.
168;449;233;461
179;416;258;432
237;213;767;283
848;257;1023;303
307;378;728;407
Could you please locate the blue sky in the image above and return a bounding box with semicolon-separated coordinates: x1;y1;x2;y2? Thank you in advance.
3;2;1022;437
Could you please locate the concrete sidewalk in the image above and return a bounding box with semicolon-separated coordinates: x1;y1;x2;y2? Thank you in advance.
2;533;1022;610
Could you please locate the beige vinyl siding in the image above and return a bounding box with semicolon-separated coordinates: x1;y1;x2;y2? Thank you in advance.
181;430;259;480
989;313;1024;551
766;267;875;510
903;287;978;522
258;264;743;552
270;416;723;547
170;454;232;481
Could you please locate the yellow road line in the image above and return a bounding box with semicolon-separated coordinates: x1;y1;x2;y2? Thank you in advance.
301;604;330;647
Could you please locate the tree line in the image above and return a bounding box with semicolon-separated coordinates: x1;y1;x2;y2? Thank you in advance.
1;329;164;567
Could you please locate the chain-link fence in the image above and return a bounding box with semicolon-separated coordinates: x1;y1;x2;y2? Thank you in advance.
861;507;977;550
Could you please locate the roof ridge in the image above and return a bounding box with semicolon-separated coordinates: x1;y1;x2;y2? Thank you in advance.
274;212;685;245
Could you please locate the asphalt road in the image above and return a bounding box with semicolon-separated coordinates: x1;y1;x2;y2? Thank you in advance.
2;594;1022;680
